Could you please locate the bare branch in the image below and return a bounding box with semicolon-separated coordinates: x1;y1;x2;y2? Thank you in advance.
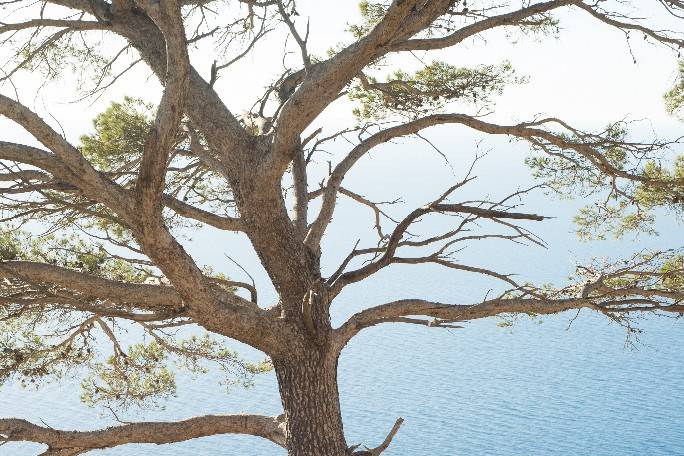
391;0;579;52
349;417;404;455
0;414;286;453
328;181;546;297
575;2;684;50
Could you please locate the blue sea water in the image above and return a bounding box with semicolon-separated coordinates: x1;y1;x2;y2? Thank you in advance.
2;142;684;455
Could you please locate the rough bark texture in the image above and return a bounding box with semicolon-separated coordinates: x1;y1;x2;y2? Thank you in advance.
275;347;347;456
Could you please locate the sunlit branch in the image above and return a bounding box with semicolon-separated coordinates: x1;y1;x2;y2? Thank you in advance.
391;0;579;52
0;414;286;454
0;261;184;311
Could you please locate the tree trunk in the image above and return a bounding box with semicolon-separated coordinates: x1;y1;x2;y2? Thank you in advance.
274;346;347;456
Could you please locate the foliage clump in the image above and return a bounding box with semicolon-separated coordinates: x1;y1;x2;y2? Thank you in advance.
350;61;521;119
16;32;111;83
526;123;684;240
348;1;389;38
0;313;94;388
665;61;684;118
80;97;154;172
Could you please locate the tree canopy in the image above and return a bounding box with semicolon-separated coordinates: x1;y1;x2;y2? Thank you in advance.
0;0;683;455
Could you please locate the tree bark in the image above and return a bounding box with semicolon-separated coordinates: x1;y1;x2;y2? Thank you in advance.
274;346;347;456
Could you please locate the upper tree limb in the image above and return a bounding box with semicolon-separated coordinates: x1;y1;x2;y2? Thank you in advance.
266;0;454;176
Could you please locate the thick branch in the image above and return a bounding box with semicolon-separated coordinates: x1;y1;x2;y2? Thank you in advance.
0;19;108;34
267;0;453;176
291;146;308;237
334;295;684;349
0;261;183;310
134;0;190;224
0;142;72;176
0;414;286;454
162;195;243;230
0;96;131;216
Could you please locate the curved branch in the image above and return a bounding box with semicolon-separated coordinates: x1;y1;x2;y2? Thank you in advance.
0;261;183;310
349;417;404;455
0;96;131;216
334;294;684;349
267;0;453;177
0;414;286;454
306;118;444;249
391;0;578;52
308;112;680;253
